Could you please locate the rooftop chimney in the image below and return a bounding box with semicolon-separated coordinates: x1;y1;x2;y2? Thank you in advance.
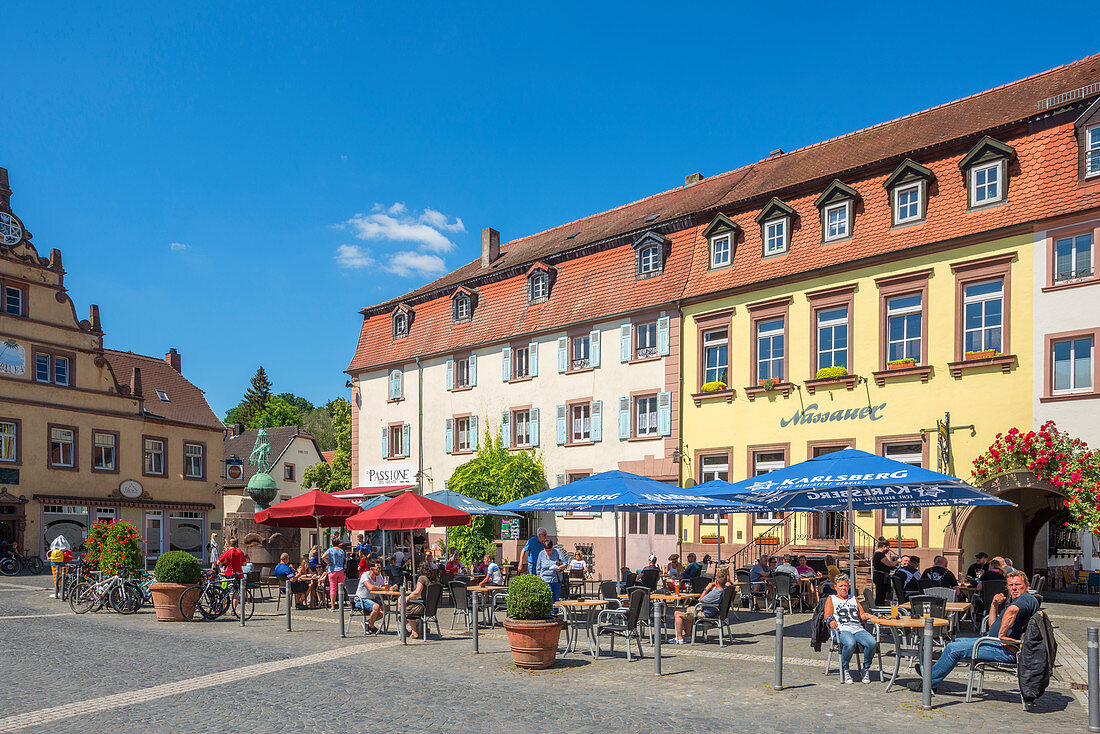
0;168;10;213
685;172;704;186
769;148;785;158
481;227;500;267
130;367;143;399
165;348;181;373
89;304;102;333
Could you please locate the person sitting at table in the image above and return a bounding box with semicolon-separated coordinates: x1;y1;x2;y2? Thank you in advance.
824;573;881;684
535;539;567;602
796;555;820;606
904;556;923;597
474;554;504;587
892;555;917;603
919;556;959;592
671;565;732;644
965;552;989;583
973;556;1007;625
354;560;390;634
568;550;588;577
403;562;434;639
296;558;318;608
637;554;660;575
422;552;440;582
445;550;466;576
681;553;703;580
749;555;771;611
908;570;1038;694
871;538;899;607
1002;556;1017;574
819;554;841;597
273;553;307;608
666;554;684;579
473;555;489;575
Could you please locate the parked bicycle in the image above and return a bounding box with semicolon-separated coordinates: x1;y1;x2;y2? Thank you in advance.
69;572;144;614
0;543;44;576
178;572;255;621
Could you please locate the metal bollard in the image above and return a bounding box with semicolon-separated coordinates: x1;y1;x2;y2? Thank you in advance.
653;599;663;676
285;577;292;632
399;590;407;645
1088;627;1100;732
774;606;784;690
472;588;479;653
338;582;346;639
239;575;246;627
921;617;934;711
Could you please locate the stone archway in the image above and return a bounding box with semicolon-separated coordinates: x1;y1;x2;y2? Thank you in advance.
0;490;27;549
942;470;1064;575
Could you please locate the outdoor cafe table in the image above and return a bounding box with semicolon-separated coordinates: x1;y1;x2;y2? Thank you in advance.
367;589;403;634
620;592;700;639
467;585;509;626
875;616;950;692
900;600;971;635
555;599;607;657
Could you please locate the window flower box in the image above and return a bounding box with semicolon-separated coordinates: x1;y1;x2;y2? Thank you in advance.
701;381;726;393
886;358;916;371
758;378;778;391
701;535;725;544
964;349;998;361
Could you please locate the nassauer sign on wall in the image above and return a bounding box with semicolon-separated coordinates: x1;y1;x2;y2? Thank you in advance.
780;402;886;428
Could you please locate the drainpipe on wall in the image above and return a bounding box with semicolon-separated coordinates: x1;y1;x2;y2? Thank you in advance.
416;356;424;495
676;301;685;561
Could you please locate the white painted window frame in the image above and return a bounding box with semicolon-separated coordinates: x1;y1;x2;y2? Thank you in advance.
893;182;923;224
823;201;850;241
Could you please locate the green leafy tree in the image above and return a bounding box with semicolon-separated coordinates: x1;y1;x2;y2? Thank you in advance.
446;428;545;565
302;397;351;493
249;395;302;429
302;405;337;451
277;392;315;415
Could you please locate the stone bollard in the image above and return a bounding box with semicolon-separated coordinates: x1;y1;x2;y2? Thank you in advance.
285;577;292;632
774;606;784;690
1089;627;1100;733
399;590;407;645
921;617;934;711
472;588;479;653
239;575;246;627
339;582;346;639
653;599;663;676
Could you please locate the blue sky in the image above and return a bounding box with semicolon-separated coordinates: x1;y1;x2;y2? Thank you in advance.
3;3;1095;418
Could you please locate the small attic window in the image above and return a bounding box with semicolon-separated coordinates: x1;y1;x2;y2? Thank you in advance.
566;231;580;240
155;389;170;402
454;295;472;321
645;213;660;223
393;311;409;339
529;272;549;303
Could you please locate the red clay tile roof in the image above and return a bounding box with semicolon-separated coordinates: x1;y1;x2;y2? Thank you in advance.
103;350;223;431
348;53;1100;373
321;451;336;465
223;426;321;487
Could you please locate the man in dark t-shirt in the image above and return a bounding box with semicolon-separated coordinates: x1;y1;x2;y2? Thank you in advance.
871;539;898;606
911;570;1038;691
920;556;958;590
965;552;989;581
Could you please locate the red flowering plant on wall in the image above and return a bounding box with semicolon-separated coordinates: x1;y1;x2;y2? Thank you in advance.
972;420;1100;534
83;520;144;575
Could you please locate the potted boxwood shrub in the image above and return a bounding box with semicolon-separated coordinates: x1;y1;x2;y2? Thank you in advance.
502;575;563;669
150;551;202;622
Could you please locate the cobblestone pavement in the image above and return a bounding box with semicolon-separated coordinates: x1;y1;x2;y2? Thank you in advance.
1;576;1095;733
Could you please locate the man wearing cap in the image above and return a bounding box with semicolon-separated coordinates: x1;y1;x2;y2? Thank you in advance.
323;538;347;612
966;552;989;582
681;553;703;580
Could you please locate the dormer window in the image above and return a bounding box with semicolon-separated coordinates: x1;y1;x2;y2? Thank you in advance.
960;136;1014;209
885;159;933;226
1075;99;1100;180
454;296;471;321
701;213;740;270
155;389;169;402
393;311;408;338
530;272;549;302
814;180;859;243
1088;124;1100;178
755;198;796;258
631;231;669;279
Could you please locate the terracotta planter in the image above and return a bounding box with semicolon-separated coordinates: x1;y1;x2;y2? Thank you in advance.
503;617;564;669
965;350;996;360
150;582;193;622
887;360;916;370
701;536;725;544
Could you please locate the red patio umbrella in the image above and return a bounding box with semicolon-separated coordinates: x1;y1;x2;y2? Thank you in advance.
346;491;471;531
255;489;363;555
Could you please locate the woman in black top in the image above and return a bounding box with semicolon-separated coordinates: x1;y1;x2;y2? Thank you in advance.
871;538;898;606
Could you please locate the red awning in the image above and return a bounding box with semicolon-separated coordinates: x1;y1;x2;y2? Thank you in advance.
254;489;362;528
345;491;471;531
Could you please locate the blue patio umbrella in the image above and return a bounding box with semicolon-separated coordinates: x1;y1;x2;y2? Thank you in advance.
696;448;1015;585
498;470;753;582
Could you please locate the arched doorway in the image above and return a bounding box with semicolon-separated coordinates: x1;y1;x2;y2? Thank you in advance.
0;490;27;549
943;471;1066;575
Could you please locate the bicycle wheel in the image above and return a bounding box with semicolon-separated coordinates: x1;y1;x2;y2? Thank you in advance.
70;582;97;614
0;557;15;576
178;585;205;621
25;556;44;575
195;585;225;620
241;587;255;621
109;583;141;614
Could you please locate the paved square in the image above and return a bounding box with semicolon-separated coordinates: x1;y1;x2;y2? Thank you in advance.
0;577;1092;733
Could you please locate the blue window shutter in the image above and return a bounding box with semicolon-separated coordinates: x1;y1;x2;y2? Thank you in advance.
471;416;479;449
620;324;632;362
469;354;477;386
381;427;389;458
657;391;672;436
446;359;454;390
618;397;631;439
395;369;403;398
401;423;410;456
557;337;567;373
590;400;602;442
387;370;396;400
501;411;510;449
590;329;601;368
657;316;670;356
502;347;511;382
530;408;540;446
444;418;453;454
529;341;539;377
555;474;567;517
555;405;566;445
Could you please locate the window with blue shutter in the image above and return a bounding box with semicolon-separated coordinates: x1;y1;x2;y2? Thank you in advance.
389;369;402;400
657;316;670;356
657;391;672;436
446;359;454;390
471;415;479;450
502;347;511;382
555;474;567;517
618;397;630;439
501;411;510;448
590;400;602;442
590;329;601;368
469;354;477;386
555;405;566;445
530;408;540;446
401;423;410;456
620;324;632;362
529;341;539;377
557;337;567;373
381;427;389;458
444;419;453;454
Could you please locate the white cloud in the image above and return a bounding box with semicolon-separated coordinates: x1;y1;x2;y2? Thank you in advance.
334;244;375;269
168;242;190;251
419;208;465;233
345;203;460;254
382;251;446;277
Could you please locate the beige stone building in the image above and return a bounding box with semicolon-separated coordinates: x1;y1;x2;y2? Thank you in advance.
0;167;224;563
